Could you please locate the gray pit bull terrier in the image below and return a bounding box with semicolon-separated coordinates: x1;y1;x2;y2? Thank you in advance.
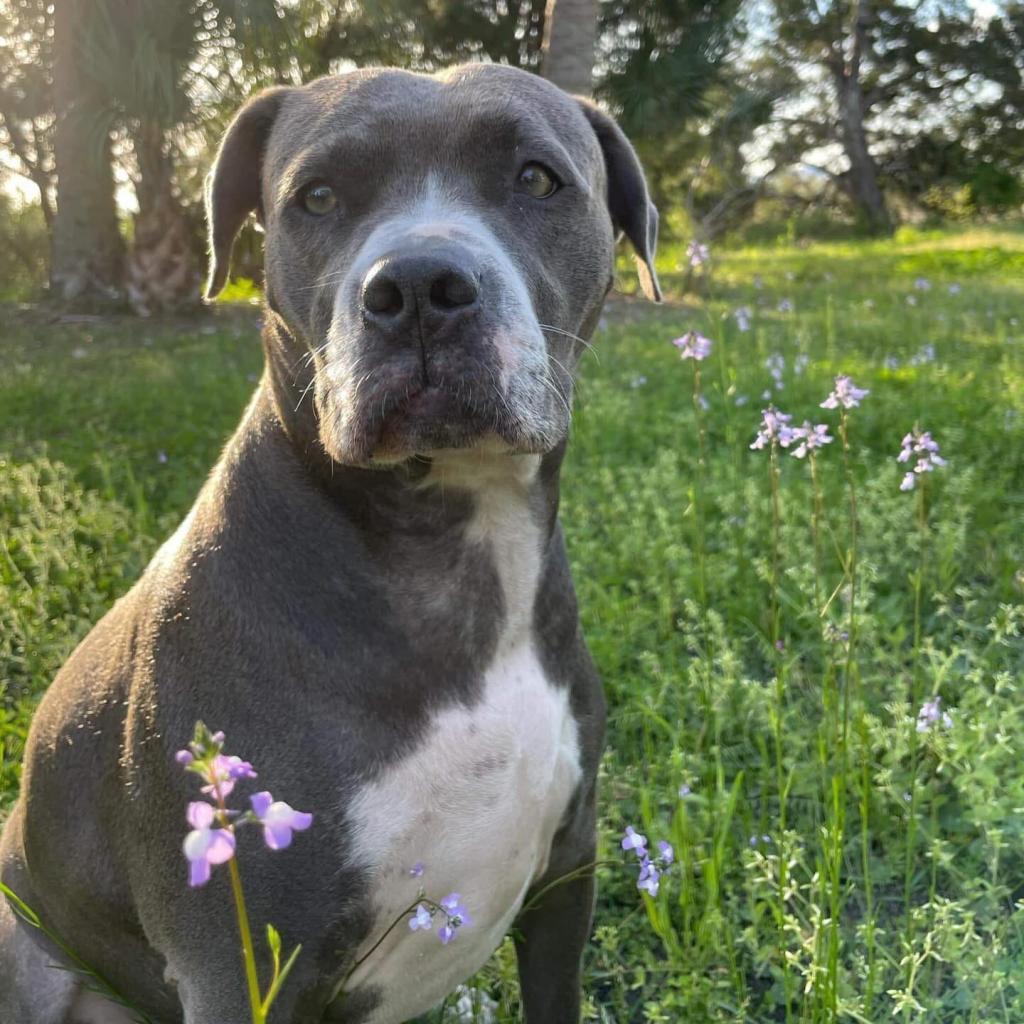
0;63;660;1023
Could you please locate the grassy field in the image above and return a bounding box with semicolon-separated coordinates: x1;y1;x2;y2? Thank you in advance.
2;225;1023;1022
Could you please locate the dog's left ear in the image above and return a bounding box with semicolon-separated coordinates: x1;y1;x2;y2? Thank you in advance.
205;86;293;300
577;99;662;302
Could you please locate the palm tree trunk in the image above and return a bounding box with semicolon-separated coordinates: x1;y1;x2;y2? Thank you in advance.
49;0;125;305
540;0;597;96
126;122;199;316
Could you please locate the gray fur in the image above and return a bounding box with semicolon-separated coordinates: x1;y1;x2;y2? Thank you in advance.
1;63;658;1024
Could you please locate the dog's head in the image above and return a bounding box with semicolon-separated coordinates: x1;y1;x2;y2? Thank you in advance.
206;65;660;467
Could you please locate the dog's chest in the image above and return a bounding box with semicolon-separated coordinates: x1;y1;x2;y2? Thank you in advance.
338;455;582;1022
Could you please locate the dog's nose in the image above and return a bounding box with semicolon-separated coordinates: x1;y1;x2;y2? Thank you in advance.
361;254;480;326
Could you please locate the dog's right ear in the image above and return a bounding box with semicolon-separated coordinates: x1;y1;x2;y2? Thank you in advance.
205;87;292;300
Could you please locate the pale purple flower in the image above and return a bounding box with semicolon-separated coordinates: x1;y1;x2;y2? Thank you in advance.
175;749;194;765
948;282;961;295
916;697;953;733
789;421;833;459
621;826;647;857
249;791;313;850
438;893;472;944
820;375;869;410
909;344;936;366
794;353;809;376
678;784;692;798
897;428;946;489
636;858;660;897
751;406;795;450
734;394;749;406
657;840;674;866
766;353;785;389
409;903;433;932
200;754;257;799
914;277;932;291
777;298;793;313
409;861;425;878
157;451;169;465
182;801;235;887
672;331;712;361
687;240;710;268
884;356;900;370
734;306;752;332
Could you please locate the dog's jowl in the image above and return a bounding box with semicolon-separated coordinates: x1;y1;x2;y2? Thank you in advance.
0;64;660;1024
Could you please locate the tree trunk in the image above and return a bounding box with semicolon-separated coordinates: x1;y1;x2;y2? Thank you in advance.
835;74;891;232
540;0;597;96
126;122;199;316
833;0;891;233
49;0;125;305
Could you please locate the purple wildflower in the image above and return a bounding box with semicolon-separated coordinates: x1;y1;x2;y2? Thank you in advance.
621;826;648;857
914;277;932;291
200;753;257;799
678;783;692;798
916;696;953;733
409;904;433;932
750;406;795;450
437;893;472;944
174;749;194;765
672;331;712;361
897;428;946;490
820;375;869;410
766;353;785;390
657;840;674;866
789;421;833;459
687;240;710;268
777;298;793;313
182;801;236;887
734;306;752;332
637;858;660;897
249;792;313;850
409;861;425;878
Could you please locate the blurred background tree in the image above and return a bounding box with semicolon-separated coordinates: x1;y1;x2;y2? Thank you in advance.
0;0;1020;310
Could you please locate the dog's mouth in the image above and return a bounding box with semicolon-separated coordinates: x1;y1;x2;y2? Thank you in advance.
323;369;525;465
375;381;503;453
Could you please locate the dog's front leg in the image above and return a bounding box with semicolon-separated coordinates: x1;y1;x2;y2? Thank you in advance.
513;794;597;1024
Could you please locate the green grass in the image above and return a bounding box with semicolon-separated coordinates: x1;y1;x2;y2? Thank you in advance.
2;227;1024;1022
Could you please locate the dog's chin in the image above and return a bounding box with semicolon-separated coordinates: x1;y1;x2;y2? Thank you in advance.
321;385;562;468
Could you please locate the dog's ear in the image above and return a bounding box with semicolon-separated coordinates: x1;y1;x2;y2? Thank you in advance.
576;99;661;302
205;87;292;300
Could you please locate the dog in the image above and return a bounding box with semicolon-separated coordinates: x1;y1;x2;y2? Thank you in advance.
0;63;660;1023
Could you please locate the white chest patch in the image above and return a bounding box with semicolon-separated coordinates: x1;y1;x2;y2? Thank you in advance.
338;454;582;1024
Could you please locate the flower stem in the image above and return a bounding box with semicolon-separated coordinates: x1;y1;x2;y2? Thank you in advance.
903;477;928;979
226;857;264;1024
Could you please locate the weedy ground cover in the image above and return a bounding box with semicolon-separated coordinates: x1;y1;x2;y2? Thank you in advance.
1;225;1022;1022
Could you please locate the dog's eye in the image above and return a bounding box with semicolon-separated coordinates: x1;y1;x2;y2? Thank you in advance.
302;183;337;216
515;163;559;199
